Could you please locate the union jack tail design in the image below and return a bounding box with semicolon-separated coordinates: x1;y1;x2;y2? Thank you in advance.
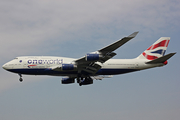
137;37;170;60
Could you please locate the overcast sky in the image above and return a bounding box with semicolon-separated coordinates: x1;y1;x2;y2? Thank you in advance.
0;0;180;120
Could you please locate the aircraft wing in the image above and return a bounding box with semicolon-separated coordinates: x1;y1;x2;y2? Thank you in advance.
74;32;138;75
98;31;139;53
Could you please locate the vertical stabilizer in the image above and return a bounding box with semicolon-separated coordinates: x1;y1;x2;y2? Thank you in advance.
137;37;170;60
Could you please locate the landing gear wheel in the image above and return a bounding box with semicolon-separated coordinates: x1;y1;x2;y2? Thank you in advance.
77;78;80;83
19;78;23;82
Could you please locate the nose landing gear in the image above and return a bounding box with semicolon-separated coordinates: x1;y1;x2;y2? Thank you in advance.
18;73;23;82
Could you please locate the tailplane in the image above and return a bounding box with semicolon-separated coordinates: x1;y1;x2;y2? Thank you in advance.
137;37;170;60
146;53;176;64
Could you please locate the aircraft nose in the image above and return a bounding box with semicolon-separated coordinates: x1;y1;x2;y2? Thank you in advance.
2;63;7;70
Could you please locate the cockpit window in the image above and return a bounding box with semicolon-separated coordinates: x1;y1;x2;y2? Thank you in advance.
14;58;18;59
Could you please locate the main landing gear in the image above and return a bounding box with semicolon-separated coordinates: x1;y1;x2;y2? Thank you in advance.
18;73;23;82
77;77;84;86
77;77;93;86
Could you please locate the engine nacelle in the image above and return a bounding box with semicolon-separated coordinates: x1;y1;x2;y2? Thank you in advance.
80;77;93;85
86;54;101;61
62;77;75;84
61;64;76;71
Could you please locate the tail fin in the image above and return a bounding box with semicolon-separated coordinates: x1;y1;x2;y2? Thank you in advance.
137;37;170;60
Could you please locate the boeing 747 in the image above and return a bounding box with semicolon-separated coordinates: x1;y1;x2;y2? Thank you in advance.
2;32;176;86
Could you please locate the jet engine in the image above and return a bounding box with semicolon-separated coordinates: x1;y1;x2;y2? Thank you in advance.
61;64;76;71
61;77;75;84
85;54;101;61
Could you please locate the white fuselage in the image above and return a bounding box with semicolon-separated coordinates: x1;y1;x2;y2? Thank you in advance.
2;56;164;77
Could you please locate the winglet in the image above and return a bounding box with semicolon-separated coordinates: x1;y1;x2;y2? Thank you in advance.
128;31;139;38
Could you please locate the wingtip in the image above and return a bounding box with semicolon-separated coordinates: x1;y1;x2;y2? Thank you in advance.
128;31;139;38
171;52;177;55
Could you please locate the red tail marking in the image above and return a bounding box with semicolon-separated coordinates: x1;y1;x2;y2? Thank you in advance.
146;40;169;50
142;52;158;60
166;40;170;47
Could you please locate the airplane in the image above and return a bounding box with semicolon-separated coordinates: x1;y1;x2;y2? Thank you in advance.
2;32;176;86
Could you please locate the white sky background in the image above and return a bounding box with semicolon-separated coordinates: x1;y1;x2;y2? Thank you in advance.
0;0;180;120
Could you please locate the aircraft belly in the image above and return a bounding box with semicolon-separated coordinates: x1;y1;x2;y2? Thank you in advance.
7;68;78;75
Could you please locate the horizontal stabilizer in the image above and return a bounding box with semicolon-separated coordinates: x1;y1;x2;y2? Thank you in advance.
146;52;176;64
